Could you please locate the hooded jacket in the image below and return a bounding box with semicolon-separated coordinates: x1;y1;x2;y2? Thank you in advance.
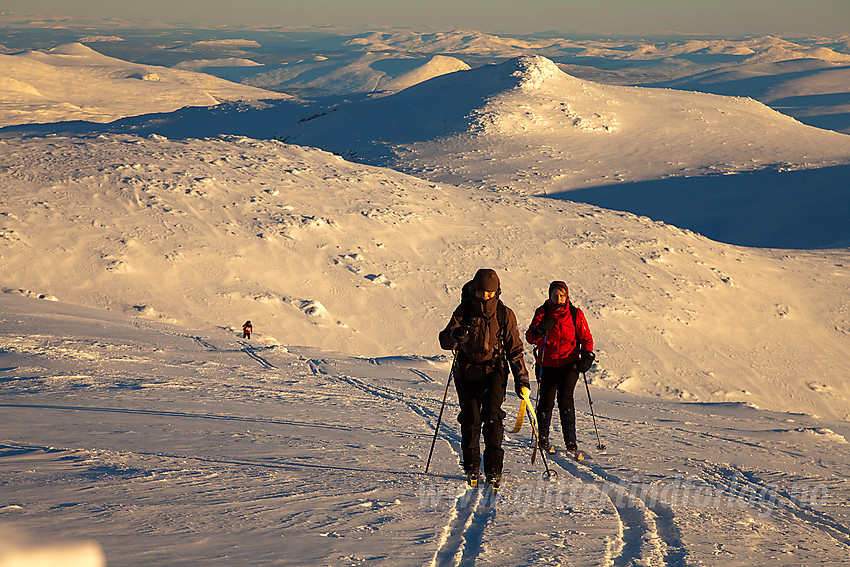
526;290;593;368
439;269;529;380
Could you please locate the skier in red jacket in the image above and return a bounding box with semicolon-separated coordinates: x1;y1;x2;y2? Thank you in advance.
526;281;595;455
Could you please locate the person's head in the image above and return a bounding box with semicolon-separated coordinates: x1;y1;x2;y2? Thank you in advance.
548;281;568;306
472;268;500;300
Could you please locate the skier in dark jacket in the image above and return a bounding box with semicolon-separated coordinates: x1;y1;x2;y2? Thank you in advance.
439;268;529;486
526;281;595;456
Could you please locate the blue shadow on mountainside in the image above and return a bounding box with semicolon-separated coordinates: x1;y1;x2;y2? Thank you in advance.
0;98;318;141
551;165;850;249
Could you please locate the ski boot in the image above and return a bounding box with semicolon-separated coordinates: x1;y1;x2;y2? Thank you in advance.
539;437;556;455
566;442;585;462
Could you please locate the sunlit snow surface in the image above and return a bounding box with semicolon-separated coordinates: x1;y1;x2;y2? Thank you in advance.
1;26;849;566
1;294;848;565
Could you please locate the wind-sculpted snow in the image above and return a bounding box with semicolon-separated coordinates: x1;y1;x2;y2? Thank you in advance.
3;49;848;247
0;133;848;420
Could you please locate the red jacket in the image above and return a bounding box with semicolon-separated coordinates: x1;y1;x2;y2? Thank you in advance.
526;300;593;368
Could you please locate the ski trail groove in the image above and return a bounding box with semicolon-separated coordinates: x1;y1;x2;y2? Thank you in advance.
458;491;498;566
171;332;278;369
333;372;467;464
306;357;498;564
431;487;481;567
409;368;437;383
240;343;277;368
552;454;684;567
311;362;451;431
430;487;498;567
304;358;466;465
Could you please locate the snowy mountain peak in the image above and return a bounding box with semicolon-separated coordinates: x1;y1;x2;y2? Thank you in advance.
507;55;567;91
47;42;102;56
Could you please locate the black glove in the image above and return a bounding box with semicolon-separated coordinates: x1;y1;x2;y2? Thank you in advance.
531;317;556;338
450;326;469;344
515;376;530;397
577;350;595;373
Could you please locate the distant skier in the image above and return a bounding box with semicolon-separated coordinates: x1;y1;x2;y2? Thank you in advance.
242;320;253;339
439;268;529;487
526;281;595;457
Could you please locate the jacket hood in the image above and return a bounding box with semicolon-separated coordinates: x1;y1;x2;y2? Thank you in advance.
473;268;501;293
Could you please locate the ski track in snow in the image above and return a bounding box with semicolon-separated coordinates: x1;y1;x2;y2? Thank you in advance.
551;454;679;567
305;351;674;567
240;343;278;369
184;330;278;370
1;34;850;562
282;352;850;565
305;357;463;445
430;486;499;567
306;355;505;566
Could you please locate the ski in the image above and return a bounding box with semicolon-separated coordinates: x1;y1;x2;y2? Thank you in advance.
567;448;585;462
509;396;527;433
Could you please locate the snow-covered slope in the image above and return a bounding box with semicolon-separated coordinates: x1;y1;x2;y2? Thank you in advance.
1;292;848;565
1;133;848;421
1;26;849;567
5;53;847;247
0;43;288;127
276;55;850;247
244;52;471;96
283;56;850;190
650;58;850;134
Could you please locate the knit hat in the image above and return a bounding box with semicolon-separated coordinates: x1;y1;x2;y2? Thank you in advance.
473;268;501;292
549;280;568;297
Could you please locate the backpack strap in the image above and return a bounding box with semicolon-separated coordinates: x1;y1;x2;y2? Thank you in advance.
497;300;508;353
569;302;582;350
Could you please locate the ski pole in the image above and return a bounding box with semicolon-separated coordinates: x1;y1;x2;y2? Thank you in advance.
533;334;546;410
425;349;457;474
520;387;558;480
530;334;546;464
582;371;606;451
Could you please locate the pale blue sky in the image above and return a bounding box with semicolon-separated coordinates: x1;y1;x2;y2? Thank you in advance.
3;0;848;36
